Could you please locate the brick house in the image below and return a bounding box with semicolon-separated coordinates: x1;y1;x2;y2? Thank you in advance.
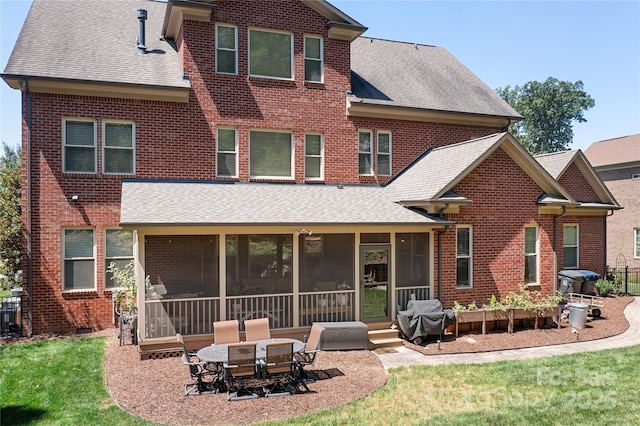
2;0;618;350
585;134;640;268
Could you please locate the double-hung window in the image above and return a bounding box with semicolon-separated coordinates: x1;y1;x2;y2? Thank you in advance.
105;229;134;289
249;28;293;79
456;226;472;288
103;121;134;174
216;24;237;74
304;35;323;82
563;224;579;268
63;228;95;291
304;133;323;179
377;131;391;176
358;130;373;175
63;119;96;173
524;226;538;284
249;130;293;178
216;128;238;177
635;228;640;258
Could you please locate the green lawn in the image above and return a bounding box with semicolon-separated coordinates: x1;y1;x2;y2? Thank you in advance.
2;336;639;425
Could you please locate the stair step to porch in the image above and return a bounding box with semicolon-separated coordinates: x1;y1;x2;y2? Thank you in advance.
367;328;404;350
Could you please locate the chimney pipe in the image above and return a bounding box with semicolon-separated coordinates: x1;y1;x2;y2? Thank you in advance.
137;9;147;55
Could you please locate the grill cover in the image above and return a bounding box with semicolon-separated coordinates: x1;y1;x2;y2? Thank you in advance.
397;299;455;341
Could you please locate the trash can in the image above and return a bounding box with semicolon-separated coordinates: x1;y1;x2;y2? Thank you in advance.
568;302;589;328
558;270;601;295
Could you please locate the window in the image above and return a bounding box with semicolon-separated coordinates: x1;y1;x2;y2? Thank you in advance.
456;226;472;288
249;28;292;79
632;173;640;180
63;119;96;173
103;121;134;174
216;24;237;74
105;229;134;289
377;131;391;176
635;228;640;258
63;229;95;291
304;35;323;82
216;128;238;177
563;225;579;268
304;133;323;179
249;130;293;178
524;226;538;284
358;130;372;175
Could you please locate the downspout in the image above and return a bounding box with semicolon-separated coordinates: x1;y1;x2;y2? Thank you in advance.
23;79;33;337
435;204;450;301
605;210;614;275
552;205;567;296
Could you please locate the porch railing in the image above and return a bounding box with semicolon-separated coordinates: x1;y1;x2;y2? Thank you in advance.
144;297;220;338
226;294;294;330
299;290;355;326
395;286;431;311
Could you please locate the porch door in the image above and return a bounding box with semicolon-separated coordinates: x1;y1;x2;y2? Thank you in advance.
360;244;391;322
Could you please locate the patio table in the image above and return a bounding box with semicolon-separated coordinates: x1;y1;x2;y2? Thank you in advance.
197;338;305;364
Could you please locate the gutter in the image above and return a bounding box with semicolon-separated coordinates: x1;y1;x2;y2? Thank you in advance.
552;206;567;297
23;79;33;337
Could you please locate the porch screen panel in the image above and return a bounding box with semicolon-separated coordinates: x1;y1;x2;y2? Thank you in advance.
145;235;219;298
299;234;355;292
395;233;429;287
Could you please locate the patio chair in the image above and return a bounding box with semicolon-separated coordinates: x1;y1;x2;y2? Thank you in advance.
176;333;219;396
293;323;324;386
262;340;296;397
214;319;240;345
224;342;260;401
244;317;271;342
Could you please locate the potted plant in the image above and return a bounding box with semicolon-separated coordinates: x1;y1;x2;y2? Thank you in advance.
108;260;150;316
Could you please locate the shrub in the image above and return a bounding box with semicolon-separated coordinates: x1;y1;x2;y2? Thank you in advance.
595;278;617;297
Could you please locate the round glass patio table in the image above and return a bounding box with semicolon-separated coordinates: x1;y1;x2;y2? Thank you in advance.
197;338;305;363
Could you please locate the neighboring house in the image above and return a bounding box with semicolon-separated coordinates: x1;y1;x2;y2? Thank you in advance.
585;134;640;268
2;0;618;354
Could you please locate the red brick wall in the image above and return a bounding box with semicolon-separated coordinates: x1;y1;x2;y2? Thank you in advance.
598;167;640;267
438;147;557;308
557;163;600;202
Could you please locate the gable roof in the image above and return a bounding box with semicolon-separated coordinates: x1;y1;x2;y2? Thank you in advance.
120;180;451;227
386;133;573;211
535;150;620;208
583;133;640;169
2;0;190;102
349;37;523;127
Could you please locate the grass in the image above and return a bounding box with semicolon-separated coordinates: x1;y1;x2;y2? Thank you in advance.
2;336;640;425
0;289;10;298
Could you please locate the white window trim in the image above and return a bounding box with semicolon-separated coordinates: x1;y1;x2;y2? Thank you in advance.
216;127;238;178
248;27;294;80
635;228;640;259
632;173;640;180
358;129;373;176
304;132;324;180
524;225;539;284
456;225;473;289
563;224;579;268
63;118;97;174
62;227;96;292
215;23;238;75
102;120;135;175
303;34;323;83
377;130;392;176
248;129;294;179
104;228;136;289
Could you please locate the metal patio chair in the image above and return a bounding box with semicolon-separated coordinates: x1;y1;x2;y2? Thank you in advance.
213;319;240;345
244;317;271;342
176;333;219;395
224;342;260;401
293;323;324;387
262;340;297;397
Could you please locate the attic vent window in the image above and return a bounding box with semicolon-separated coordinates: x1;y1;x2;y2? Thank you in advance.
632;173;640;180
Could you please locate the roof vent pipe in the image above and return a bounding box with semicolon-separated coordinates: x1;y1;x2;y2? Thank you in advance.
137;9;147;55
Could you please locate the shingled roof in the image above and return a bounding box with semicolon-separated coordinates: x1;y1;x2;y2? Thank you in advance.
349;37;522;121
584;134;640;168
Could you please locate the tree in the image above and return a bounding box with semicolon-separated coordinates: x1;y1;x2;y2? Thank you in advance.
496;77;595;154
0;142;22;290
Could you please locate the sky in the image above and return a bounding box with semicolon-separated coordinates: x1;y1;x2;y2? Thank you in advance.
1;0;639;152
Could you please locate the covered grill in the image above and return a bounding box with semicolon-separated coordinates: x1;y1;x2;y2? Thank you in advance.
397;299;455;345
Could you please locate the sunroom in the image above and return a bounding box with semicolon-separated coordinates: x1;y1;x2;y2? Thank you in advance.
120;180;451;344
